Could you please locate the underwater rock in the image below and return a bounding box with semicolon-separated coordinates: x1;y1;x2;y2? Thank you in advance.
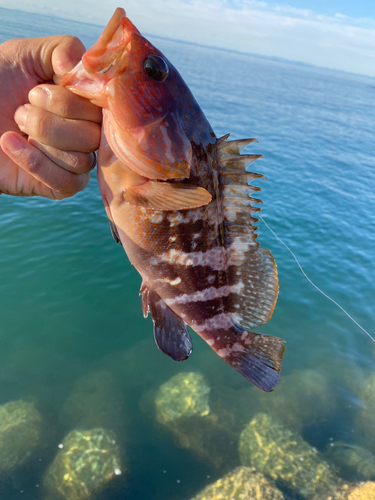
324;441;375;481
346;482;375;499
0;400;42;474
238;412;341;499
190;465;285;500
155;371;210;423
255;369;335;431
354;374;375;454
43;428;122;500
155;371;237;467
60;370;125;437
316;481;375;500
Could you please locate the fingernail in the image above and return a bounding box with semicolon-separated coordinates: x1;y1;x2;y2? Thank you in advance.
29;87;48;109
14;105;29;131
3;134;24;154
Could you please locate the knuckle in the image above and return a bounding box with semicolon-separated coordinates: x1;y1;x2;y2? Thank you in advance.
61;151;90;173
27;107;51;142
62;35;83;50
52;87;76;118
21;148;44;175
58;173;89;198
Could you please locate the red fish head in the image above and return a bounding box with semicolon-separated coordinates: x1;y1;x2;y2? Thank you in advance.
60;8;215;181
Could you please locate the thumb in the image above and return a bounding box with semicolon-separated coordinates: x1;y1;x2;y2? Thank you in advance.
51;36;87;76
31;35;86;80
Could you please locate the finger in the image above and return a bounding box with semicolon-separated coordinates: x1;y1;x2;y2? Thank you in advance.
29;138;97;175
20;36;87;81
1;131;90;199
51;36;86;75
29;85;102;123
15;104;101;153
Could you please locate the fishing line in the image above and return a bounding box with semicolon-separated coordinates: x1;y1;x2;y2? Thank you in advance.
258;214;375;344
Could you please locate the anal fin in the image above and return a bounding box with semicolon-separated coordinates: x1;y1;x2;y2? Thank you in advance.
141;286;193;361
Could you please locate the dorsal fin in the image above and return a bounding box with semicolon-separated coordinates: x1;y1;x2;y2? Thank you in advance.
218;137;259;157
218;135;278;329
220;154;264;172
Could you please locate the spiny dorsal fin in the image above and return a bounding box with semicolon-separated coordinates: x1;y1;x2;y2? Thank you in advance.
221;171;264;185
217;133;231;145
220;154;264;172
218;135;278;329
218;137;259;158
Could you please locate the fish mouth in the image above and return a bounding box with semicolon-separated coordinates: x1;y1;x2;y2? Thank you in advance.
82;8;139;76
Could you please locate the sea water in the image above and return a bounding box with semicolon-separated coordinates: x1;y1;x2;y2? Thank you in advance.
0;6;374;500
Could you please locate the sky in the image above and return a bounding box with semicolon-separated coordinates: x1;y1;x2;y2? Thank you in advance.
1;0;375;78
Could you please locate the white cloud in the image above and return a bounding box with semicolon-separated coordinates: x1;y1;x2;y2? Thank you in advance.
2;0;375;77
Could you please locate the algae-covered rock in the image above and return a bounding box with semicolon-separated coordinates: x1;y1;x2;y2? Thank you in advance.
190;466;285;500
155;371;236;467
256;369;335;431
0;400;42;474
155;372;210;424
346;482;375;499
316;481;375;500
239;412;340;499
325;442;375;481
43;428;122;500
354;374;375;453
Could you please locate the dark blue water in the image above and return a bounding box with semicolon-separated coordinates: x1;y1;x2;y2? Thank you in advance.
0;6;375;500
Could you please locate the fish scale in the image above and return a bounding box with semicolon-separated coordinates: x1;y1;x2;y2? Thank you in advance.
58;7;285;391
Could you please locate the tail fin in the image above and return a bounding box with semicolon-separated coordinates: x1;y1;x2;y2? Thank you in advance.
210;328;285;392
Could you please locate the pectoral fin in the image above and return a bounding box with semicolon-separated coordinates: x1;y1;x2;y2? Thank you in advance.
140;285;192;361
124;181;212;211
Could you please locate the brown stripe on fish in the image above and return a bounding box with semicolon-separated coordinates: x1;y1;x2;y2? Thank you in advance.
164;218;214;253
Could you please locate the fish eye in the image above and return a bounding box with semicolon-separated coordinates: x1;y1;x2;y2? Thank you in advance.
143;55;169;82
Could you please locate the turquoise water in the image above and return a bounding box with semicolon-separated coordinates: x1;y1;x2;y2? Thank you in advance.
0;6;375;499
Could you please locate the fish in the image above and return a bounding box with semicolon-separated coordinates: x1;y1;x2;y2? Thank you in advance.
57;8;285;391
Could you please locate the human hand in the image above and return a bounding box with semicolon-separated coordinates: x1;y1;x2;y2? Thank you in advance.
0;35;102;199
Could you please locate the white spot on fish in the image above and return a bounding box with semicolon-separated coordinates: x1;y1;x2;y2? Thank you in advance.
199;313;233;330
148;211;164;224
166;204;223;227
206;338;215;346
165;283;244;306
111;173;119;183
217;342;245;358
217;347;231;358
158;245;246;271
232;342;245;352
170;277;181;285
